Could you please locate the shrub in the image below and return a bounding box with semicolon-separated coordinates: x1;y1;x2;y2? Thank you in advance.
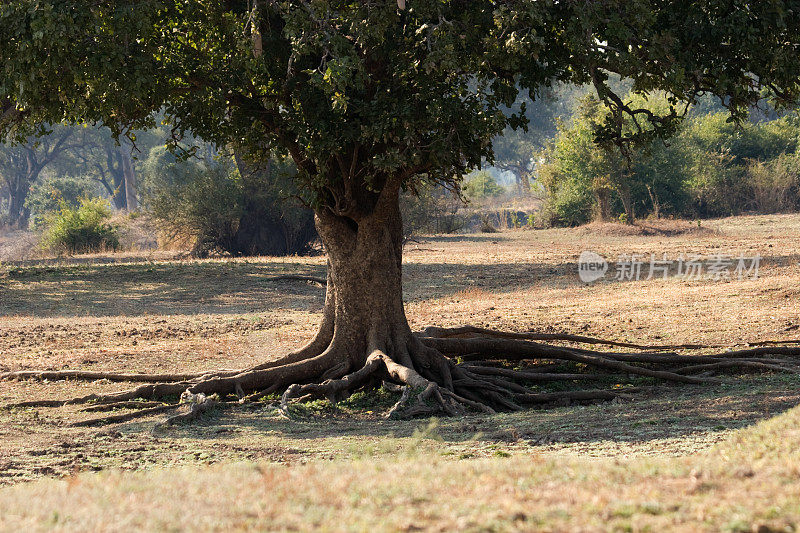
41;197;120;254
142;147;316;257
27;175;101;228
537;159;594;227
746;153;800;213
462;171;505;202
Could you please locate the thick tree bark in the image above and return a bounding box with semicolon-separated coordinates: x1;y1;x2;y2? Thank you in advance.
616;171;635;224
507;164;531;196
7;178;31;229
517;170;531;195
594;187;611;222
6;155;41;229
313;189;412;371
102;146;128;210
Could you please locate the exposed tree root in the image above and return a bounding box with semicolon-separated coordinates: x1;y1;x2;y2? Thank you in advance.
422;337;718;384
69;404;179;427
672;360;800;375
154;392;220;430
7;328;800;427
421;325;800;352
80;401;164;412
0;370;205;383
419;325;715;350
280;351;384;409
264;274;326;287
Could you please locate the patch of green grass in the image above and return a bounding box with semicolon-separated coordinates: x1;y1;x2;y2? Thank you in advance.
339;387;400;412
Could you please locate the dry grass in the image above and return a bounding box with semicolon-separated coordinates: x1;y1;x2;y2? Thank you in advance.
2;399;800;532
578;218;717;237
0;229;42;261
0;212;800;529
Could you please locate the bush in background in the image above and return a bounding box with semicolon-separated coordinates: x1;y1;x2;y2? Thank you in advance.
537;97;800;226
401;183;465;237
746;153;800;213
41;197;119;254
142;147;316;257
462;171;505;203
26;175;102;228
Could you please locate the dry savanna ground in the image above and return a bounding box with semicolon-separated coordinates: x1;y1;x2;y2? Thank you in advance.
1;213;800;531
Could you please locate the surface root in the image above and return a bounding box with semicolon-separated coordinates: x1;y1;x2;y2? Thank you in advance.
7;327;800;426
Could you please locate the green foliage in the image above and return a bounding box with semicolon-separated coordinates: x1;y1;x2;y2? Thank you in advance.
41;197;119;254
538;157;595;227
681;113;800;217
4;0;800;224
142;147;315;256
540;94;800;225
537;99;615;225
683;112;799;164
463;171;505;202
26;175;100;227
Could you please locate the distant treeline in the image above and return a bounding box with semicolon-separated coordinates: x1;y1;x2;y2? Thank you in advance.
537;94;800;226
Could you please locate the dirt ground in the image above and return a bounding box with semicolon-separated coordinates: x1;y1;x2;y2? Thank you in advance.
1;213;799;487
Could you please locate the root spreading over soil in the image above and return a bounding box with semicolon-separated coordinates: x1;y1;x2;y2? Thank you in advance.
4;325;800;428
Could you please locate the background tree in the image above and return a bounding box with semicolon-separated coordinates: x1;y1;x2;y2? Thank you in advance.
58;126;166;211
492;88;569;194
0;126;77;228
540;93;693;225
3;1;800;416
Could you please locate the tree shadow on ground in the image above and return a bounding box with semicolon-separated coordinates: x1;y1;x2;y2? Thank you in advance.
171;375;800;451
2;252;796;319
0;261;328;318
420;234;512;243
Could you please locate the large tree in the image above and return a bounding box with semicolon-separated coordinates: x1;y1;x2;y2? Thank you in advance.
0;126;77;228
3;1;800;417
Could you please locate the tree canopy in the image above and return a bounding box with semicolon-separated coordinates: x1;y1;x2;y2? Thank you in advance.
3;1;800;205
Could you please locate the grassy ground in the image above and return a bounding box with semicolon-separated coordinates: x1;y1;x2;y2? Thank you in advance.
1;213;800;530
3;401;800;532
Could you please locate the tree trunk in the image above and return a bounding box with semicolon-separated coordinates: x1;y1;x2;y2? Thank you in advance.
102;145;128;210
594;187;611;222
517;170;531;195
6;159;40;229
7;180;30;229
119;143;138;211
111;169;128;210
618;183;634;224
312;188;414;370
